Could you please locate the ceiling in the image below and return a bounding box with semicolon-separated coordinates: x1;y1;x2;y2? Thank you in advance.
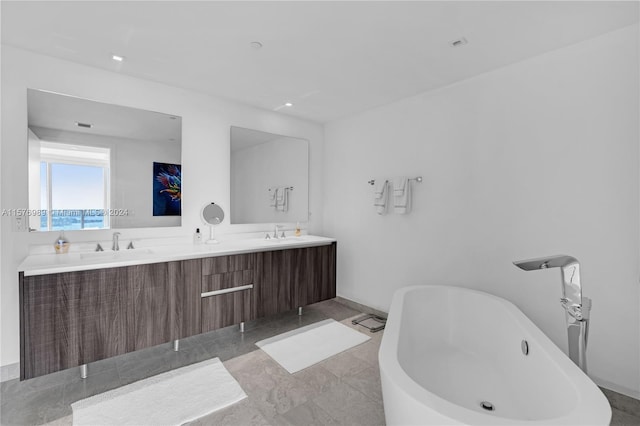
2;1;638;123
231;127;295;153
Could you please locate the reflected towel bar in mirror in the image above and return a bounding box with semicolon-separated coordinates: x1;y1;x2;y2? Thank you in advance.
368;176;422;185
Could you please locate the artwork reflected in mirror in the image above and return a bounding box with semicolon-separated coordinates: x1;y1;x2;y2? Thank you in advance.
230;126;309;225
153;162;182;216
27;89;182;231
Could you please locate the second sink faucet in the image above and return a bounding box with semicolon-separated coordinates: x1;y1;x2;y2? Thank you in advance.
273;225;286;239
112;232;121;251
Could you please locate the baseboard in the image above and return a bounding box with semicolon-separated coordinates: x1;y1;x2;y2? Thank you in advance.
593;376;640;401
1;362;19;382
335;296;388;319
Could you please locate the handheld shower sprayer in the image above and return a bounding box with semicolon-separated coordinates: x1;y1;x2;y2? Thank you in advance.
513;255;591;373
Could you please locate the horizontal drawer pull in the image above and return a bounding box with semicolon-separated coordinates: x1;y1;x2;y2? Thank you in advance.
201;284;253;298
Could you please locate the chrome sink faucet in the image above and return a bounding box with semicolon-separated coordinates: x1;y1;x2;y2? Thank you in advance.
112;232;121;251
273;225;281;239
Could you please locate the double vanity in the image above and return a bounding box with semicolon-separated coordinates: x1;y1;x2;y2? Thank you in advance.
18;235;336;380
21;89;323;381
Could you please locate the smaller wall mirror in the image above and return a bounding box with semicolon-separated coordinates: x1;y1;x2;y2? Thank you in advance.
202;202;224;244
230;126;309;225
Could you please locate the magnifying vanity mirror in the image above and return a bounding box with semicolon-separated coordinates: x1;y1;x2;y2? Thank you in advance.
27;88;182;232
230;126;309;225
201;202;225;244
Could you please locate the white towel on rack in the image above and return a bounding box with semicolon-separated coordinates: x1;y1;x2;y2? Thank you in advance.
393;177;411;214
393;178;407;197
268;187;278;208
276;187;289;212
373;180;388;215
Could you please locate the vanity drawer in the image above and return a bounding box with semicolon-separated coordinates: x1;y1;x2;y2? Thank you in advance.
201;270;253;293
200;269;255;332
201;253;254;276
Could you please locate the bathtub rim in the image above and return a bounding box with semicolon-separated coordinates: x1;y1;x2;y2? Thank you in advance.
378;284;611;425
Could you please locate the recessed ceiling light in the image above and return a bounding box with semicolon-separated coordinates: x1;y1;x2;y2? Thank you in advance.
112;54;124;62
250;41;263;49
284;102;293;107
450;38;468;48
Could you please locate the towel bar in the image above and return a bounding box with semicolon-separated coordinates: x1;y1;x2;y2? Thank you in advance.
368;176;422;185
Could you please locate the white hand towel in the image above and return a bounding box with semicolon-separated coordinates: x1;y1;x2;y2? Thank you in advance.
268;187;278;207
277;187;289;212
393;178;407;196
393;177;411;214
373;180;388;215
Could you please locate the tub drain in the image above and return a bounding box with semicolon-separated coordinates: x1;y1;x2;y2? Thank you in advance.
480;401;495;411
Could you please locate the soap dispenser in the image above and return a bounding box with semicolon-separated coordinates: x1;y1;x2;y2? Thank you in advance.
295;222;302;237
53;231;70;254
194;228;203;244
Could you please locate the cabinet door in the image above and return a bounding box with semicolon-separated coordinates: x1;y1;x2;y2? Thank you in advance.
311;242;337;304
130;263;174;350
294;243;337;307
169;259;202;338
20;268;132;380
254;250;295;317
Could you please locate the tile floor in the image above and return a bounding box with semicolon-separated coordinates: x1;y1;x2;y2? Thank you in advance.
1;298;639;426
1;299;385;426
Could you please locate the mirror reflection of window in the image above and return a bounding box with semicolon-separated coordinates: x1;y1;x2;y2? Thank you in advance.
34;141;110;231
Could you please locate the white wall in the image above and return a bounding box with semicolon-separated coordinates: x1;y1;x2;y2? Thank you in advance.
231;138;309;224
0;46;324;368
323;25;639;397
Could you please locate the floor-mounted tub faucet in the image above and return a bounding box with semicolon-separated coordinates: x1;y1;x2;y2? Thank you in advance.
513;255;591;373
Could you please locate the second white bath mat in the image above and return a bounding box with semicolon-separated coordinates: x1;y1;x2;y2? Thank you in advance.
256;319;370;373
71;357;246;426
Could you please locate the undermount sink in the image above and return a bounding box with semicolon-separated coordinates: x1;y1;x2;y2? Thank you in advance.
249;235;320;246
80;248;155;261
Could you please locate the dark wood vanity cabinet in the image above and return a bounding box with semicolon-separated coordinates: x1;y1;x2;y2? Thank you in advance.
254;243;337;317
200;254;255;333
169;259;202;339
19;242;336;380
20;267;133;379
293;243;337;307
20;259;201;379
255;250;296;317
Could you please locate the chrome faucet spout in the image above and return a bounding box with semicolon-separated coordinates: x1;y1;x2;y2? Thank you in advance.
513;254;590;373
112;232;121;251
513;255;582;307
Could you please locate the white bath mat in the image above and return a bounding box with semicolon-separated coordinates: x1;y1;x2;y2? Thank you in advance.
256;319;370;373
71;357;246;426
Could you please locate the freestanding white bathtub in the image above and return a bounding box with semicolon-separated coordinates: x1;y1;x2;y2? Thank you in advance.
379;285;611;425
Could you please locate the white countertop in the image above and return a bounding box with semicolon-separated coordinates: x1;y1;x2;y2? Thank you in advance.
19;235;336;277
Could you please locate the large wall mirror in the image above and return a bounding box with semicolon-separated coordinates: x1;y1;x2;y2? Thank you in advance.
27;89;182;231
230;126;309;224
